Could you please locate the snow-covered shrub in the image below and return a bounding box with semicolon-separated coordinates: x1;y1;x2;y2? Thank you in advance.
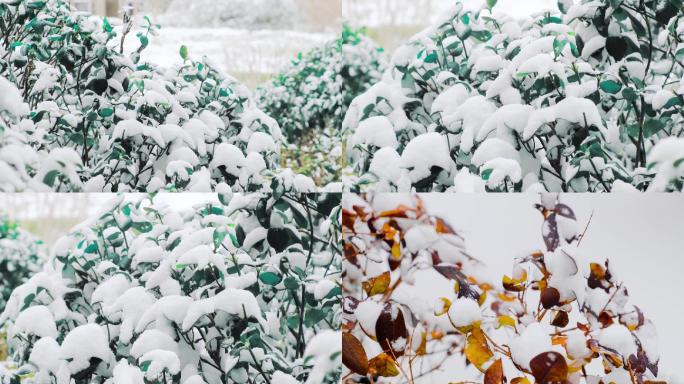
342;194;663;382
0;191;341;383
160;0;300;30
0;216;46;310
0;0;307;192
257;26;386;185
344;0;684;192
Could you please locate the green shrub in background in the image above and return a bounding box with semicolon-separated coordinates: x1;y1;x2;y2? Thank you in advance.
0;0;316;192
0;191;341;383
344;0;684;192
0;216;45;311
257;26;385;185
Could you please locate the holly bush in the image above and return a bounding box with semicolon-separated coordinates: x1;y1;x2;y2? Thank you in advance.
343;0;684;192
0;0;314;192
342;194;662;382
0;190;342;383
257;25;385;185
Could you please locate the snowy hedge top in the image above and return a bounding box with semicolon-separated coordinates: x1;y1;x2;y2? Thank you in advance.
0;192;342;384
342;194;662;382
0;216;46;310
257;25;386;142
159;0;300;30
0;0;316;192
344;0;684;192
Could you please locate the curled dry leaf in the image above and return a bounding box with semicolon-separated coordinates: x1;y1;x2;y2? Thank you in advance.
368;352;400;377
464;326;494;372
484;359;504;384
529;351;569;383
342;332;369;376
362;271;391;296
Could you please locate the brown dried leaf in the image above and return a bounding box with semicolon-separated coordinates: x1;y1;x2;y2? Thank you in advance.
484;359;504;384
375;304;409;357
541;287;561;309
503;270;527;292
342;332;369;375
529;351;569;382
551;311;569;327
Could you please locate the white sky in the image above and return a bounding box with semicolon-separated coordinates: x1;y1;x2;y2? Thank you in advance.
419;194;684;379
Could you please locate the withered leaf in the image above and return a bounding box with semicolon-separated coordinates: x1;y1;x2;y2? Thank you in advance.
529;351;569;382
551;311;569;327
541;287;561;309
554;204;576;220
435;217;456;234
368;352;400;377
511;378;531;384
434;264;480;300
464;326;494;372
343;296;359;315
362;271;391;296
484;359;504;384
342;332;369;375
375;304;409;357
542;213;560;251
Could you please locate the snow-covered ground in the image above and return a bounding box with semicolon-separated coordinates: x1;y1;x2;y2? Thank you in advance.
393;194;684;382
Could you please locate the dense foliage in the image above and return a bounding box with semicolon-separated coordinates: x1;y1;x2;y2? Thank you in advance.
0;0;311;192
0;216;45;310
344;0;684;192
342;194;662;382
258;26;385;185
1;191;342;384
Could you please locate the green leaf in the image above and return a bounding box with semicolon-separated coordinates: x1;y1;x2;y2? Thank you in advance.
21;293;35;311
486;0;498;9
213;229;227;250
423;51;438;63
179;45;188;60
42;170;59;187
643;119;665;137
304;308;327;327
84;242;98;254
284;276;299;290
622;87;638;102
259;271;282;286
600;80;622;94
132;222;152;233
98;108;114;117
481;168;493;181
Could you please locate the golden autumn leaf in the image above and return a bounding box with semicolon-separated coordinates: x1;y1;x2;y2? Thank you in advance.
503;270;527;292
368;352;400;377
362;271;391;296
434;217;455;234
434;297;452;316
511;378;532;384
496;315;516;329
342;332;369;375
390;241;401;260
484;359;504;384
464;326;494;372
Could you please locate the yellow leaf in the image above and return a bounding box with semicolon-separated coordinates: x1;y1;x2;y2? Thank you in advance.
391;241;401;260
464;326;494;372
434;297;452;316
496;315;516;329
362;271;391;296
511;378;531;384
368;352;400;377
503;270;527;292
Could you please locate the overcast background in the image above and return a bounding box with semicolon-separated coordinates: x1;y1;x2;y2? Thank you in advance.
412;194;684;381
